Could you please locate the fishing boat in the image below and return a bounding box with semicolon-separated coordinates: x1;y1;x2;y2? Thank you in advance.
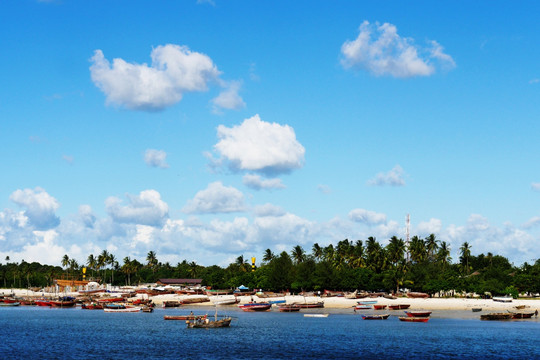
162;301;181;308
404;310;432;318
388;304;410;310
304;314;329;318
186;307;232;328
399;316;429;323
211;297;238;305
164;314;208;321
0;302;20;306
292;301;324;308
357;300;378;305
96;297;125;303
509;312;535;319
471;308;482;312
104;306;141;313
406;292;429;299
480;313;513;320
277;304;301;312
50;300;76;308
180;297;210;304
81;302;103;310
492;296;513;303
238;302;272;312
361;314;390;320
34;299;53;306
354;304;372;310
205;289;234;296
373;304;387;310
514;305;530;310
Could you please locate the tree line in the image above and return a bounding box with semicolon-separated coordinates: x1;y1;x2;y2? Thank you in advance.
1;235;539;297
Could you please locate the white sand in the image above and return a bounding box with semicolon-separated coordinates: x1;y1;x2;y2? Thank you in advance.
3;288;539;312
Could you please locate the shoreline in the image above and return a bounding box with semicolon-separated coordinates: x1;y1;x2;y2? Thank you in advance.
2;288;539;312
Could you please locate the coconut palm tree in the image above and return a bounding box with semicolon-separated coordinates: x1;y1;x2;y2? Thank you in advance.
122;257;132;286
262;249;274;263
311;243;323;262
460;242;472;274
291;245;306;264
146;251;158;274
108;254;117;284
87;254;97;278
386;236;406;267
61;254;70;278
437;241;452;269
409;236;426;263
425;234;440;262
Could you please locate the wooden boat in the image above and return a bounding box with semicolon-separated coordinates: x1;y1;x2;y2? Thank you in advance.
361;314;390;320
81;303;103;310
304;314;329;318
18;299;36;306
388;304;410;310
2;298;19;304
96;297;125;303
162;300;181;308
344;291;358;299
180;297;210;304
492;296;513;303
509;312;535;319
404;310;432;318
205;289;234;296
164;314;208;321
354;304;372;310
238;302;272;312
141;306;154;312
514;305;530;310
211;297;238;305
35;299;53;306
480;313;513;320
373;304;387;310
323;290;344;297
104;306;141;313
292;301;324;308
277;304;301;312
0;302;20;306
186;317;232;328
399;316;429;323
406;292;429;299
471;308;482;312
357;300;378;305
383;294;398;300
50;300;76;308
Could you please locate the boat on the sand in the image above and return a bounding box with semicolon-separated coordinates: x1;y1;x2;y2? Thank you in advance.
480;313;513;320
404;310;432;318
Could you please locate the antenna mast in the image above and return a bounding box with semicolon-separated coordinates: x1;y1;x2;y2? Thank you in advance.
406;214;410;262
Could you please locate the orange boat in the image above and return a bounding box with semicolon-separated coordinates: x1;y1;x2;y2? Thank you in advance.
388;304;410;310
399;316;429;322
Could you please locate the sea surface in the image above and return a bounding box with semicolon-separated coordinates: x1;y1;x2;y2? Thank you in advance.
1;306;539;359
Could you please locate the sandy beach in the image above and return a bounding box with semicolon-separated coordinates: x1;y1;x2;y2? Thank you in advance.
2;288;539;313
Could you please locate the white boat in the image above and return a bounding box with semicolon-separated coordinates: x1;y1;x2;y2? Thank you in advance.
493;296;513;303
304;314;329;318
104;307;141;313
212;296;238;305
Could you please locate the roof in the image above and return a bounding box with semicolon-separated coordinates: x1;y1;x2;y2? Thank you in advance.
156;278;203;285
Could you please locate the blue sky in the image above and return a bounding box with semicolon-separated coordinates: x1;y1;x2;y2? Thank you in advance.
1;0;539;267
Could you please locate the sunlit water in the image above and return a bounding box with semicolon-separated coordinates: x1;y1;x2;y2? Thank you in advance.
1;306;539;359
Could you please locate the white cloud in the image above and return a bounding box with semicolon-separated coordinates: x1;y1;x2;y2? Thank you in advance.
9;187;60;230
213;114;305;175
144;149;169;169
253;203;286;217
243;174;286;190
367;165;406;186
78;205;96;228
90;44;221;111
183;182;246;214
341;21;455;78
348;208;387;225
531;183;540;191
416;218;442;236
105;190;169;226
211;80;245;113
522;216;540;229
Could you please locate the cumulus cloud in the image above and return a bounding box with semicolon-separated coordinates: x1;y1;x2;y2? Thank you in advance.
416;218;443;235
253;203;286;217
144;149;169;169
341;21;455;78
213;114;305;175
9;187;60;230
183;182;246;214
79;205;96;228
367;165;406;186
349;209;387;225
90;44;221;111
211;80;245;113
105;190;169;226
522;216;540;229
243;174;286;190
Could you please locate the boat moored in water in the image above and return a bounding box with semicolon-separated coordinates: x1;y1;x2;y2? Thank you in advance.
404;310;432;318
480;313;513;320
361;314;390;320
399;316;429;323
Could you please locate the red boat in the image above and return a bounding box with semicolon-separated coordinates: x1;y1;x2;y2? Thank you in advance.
277;304;301;312
81;303;103;310
404;310;431;318
97;297;125;303
510;312;535;319
399;316;429;322
373;305;387;310
50;300;77;308
35;299;53;306
238;302;272;312
388;304;410;310
2;298;19;304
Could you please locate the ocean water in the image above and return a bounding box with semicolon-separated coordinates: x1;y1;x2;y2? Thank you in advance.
1;306;539;359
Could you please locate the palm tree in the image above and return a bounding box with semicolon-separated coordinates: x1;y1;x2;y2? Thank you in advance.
61;254;70;278
146;251;158;273
460;242;472;274
351;240;365;268
262;249;274;263
366;237;385;272
323;244;335;263
108;254;117;284
409;236;426;263
87;254;97;278
235;255;249;272
188;261;198;278
425;234;440;262
311;243;323;262
98;250;110;283
437;241;452;269
386;236;406;267
291;245;306;264
122;257;134;286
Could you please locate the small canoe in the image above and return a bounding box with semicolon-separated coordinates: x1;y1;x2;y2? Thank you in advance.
238;303;272;312
404;310;431;318
399;316;429;323
388;304;410;310
0;302;20;306
373;305;387;310
104;307;141;313
357;300;378;305
164;314;207;320
509;312;535;319
480;313;513;320
277;304;301;312
304;314;329;318
361;314;389;320
471;308;482;312
355;305;372;310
